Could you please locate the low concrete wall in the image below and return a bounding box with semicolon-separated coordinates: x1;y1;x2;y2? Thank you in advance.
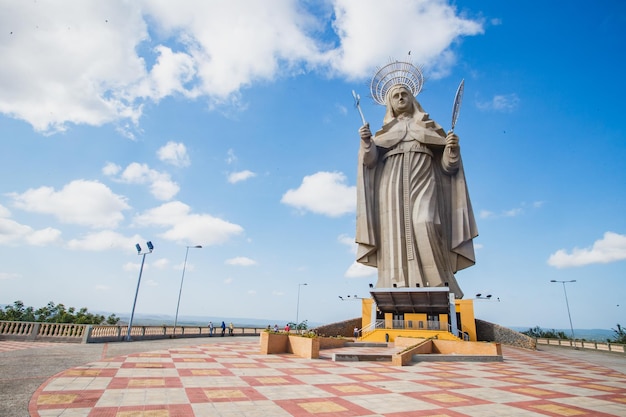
392;339;431;366
319;337;350;350
476;319;536;350
431;339;502;356
259;332;320;359
289;334;320;359
260;332;289;354
392;337;503;366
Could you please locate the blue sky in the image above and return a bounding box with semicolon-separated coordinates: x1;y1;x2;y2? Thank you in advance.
1;0;625;330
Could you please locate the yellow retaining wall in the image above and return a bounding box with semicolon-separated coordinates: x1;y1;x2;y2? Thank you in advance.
457;299;477;340
362;329;460;343
361;298;373;330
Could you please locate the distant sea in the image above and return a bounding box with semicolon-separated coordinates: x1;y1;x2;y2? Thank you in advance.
111;312;326;329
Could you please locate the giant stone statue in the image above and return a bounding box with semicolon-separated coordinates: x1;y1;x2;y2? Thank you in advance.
355;60;478;299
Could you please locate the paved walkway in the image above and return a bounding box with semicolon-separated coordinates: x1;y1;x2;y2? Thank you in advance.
1;338;625;416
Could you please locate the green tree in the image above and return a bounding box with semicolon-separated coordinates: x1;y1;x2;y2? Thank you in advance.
609;324;626;344
522;326;570;339
1;300;112;325
106;314;120;325
0;300;35;321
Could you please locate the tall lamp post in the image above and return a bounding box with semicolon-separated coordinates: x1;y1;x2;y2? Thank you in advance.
173;245;202;337
126;241;154;342
296;283;307;326
550;279;577;346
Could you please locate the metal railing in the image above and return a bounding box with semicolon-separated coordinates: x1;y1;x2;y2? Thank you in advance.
359;319;453;339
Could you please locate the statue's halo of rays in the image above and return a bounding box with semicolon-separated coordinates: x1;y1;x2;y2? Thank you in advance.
370;58;425;106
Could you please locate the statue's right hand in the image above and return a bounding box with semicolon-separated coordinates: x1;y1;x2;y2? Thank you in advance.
359;123;372;142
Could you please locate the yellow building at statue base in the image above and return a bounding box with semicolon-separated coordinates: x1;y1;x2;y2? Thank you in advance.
359;287;477;343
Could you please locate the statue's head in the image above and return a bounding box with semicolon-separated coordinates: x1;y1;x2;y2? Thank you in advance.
383;84;426;124
369;58;428;124
387;85;414;115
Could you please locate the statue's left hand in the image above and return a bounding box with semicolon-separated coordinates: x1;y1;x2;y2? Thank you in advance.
446;131;459;149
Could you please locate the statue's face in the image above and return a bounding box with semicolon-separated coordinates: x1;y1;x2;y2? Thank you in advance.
389;86;413;114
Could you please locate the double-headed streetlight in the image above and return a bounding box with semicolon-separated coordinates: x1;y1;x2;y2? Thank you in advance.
296;283;307;326
126;241;154;341
550;279;576;345
173;245;202;337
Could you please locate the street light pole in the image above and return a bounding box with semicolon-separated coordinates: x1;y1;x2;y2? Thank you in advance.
126;241;154;342
173;245;202;337
296;283;307;326
550;279;577;346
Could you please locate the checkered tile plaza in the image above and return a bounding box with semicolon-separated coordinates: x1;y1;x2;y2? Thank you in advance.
16;339;625;417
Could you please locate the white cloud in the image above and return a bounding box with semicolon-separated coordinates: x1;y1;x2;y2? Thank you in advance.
9;180;130;229
66;231;144;251
345;261;376;278
0;272;21;280
281;171;356;217
228;170;257;184
133;201;244;246
337;234;376;278
477;94;520;112
134;45;197;101
0;215;62;246
224;277;233;284
106;162;179;201
480;201;542;219
0;1;484;133
225;257;258;266
153;258;170;269
548;232;626;268
338;233;356;254
0;1;147;133
157;141;190;167
123;261;148;272
503;208;523;217
102;162;122;176
226;149;237;164
329;0;484;79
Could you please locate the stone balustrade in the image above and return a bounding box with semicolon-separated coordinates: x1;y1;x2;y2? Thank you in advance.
0;320;263;343
536;337;626;353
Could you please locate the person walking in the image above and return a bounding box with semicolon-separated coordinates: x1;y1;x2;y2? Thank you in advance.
221;321;226;337
228;322;234;336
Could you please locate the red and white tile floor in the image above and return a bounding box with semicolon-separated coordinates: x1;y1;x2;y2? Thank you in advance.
28;341;626;416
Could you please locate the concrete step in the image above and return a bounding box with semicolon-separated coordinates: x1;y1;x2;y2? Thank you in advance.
343;342;390;348
332;353;392;362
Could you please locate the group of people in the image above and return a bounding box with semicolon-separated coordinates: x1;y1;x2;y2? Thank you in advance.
267;324;292;332
208;321;234;336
